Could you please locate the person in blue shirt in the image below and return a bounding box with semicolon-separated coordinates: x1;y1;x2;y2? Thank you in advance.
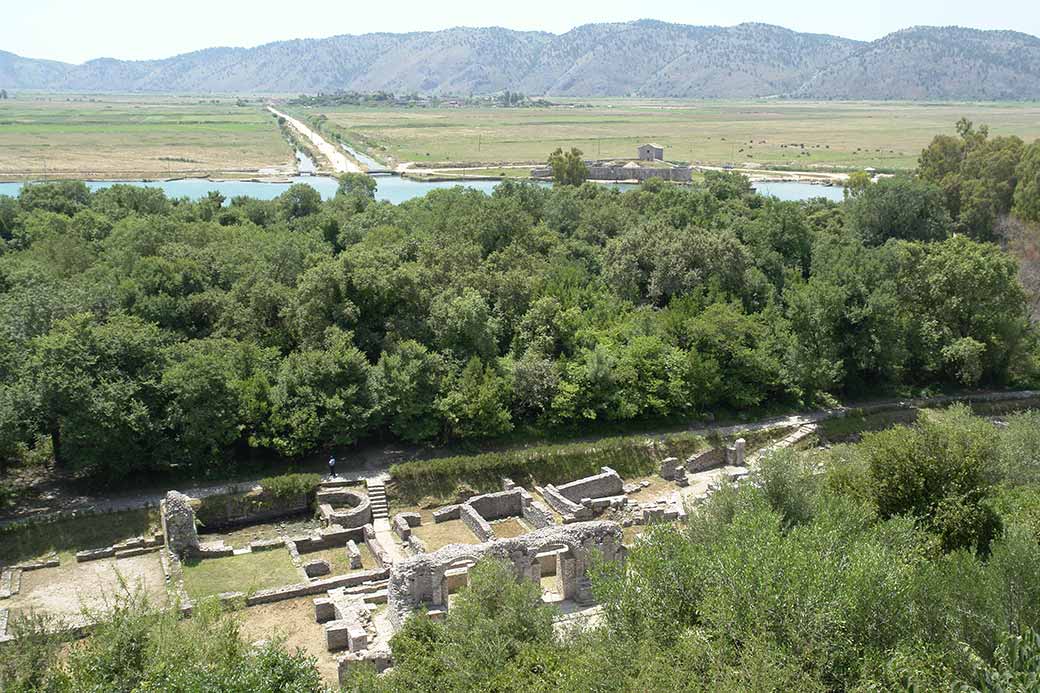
328;456;337;479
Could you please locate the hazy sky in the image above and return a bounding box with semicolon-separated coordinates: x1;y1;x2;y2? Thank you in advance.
4;0;1038;64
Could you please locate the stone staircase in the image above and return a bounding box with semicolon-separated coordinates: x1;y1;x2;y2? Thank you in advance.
366;479;389;522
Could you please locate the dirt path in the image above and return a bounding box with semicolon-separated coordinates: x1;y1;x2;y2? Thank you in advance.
3;390;1036;528
267;107;361;174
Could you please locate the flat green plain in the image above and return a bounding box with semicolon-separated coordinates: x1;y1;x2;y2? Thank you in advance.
0;95;294;179
306;99;1040;171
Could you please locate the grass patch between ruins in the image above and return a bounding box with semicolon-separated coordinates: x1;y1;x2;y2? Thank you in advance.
298;542;376;576
412;520;481;552
0;507;159;566
181;548;300;598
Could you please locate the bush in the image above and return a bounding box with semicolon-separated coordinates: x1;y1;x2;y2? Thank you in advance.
258;472;321;500
195;473;320;528
390;432;706;503
0;594;324;692
930;494;1003;555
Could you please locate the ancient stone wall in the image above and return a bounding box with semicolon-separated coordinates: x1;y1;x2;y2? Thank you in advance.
318;489;372;529
162;491;200;558
387;521;624;627
195;488;310;530
538;484;589;521
555;467;623;503
520;495;554;529
460;503;495;541
466;489;522;520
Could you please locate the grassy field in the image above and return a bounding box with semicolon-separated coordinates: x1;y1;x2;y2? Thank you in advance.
301;99;1040;171
0;95;294;180
181;548;301;598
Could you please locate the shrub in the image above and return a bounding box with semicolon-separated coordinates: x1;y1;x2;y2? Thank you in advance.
390;432;706;503
195;473;320;528
258;472;321;500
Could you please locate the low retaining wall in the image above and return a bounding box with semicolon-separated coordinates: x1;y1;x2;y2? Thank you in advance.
363;525;393;569
460;504;494;541
392;513;421;541
685;447;725;473
432;505;460;523
556;467;623;504
292;525;366;554
246;568;389;606
538;484;590;521
195;488;311;531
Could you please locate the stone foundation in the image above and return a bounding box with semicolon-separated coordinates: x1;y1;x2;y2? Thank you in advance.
555;467;623;504
459;503;495;541
387;521;624;627
317;487;372;529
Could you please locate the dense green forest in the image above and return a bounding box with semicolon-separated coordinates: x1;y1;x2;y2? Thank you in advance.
0;121;1038;486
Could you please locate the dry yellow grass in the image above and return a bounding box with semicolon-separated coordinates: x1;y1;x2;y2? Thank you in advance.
0;95;294;179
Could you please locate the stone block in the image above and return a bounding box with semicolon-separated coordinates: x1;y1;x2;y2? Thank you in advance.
392;512;420;541
250;538;284;552
325;619;351;651
659;456;681;480
346;540;363;569
115;546;157;559
314;597;336;623
304;559;332;578
75;547;115;562
347;624;368;652
431;505;460;523
113;536;146;551
197;541;234;558
15;558;59;571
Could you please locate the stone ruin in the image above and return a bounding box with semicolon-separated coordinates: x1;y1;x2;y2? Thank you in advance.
536;466;626;522
409;485;556;549
161;490;200;558
316;482;372;529
386;520;624;627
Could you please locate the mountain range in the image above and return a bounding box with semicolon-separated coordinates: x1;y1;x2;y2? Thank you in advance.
2;20;1039;99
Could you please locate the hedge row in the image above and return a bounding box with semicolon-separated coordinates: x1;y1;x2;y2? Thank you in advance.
195;473;321;528
390;432;709;504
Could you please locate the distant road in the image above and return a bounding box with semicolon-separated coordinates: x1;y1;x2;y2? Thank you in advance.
267;106;361;174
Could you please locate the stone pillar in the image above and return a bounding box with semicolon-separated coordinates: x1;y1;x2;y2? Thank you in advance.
162;491;200;558
560;555;578;600
734;438;746;467
659;456;681;480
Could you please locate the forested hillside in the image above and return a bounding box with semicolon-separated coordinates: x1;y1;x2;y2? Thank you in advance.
0;121;1038;488
2;22;1040;98
795;26;1040;100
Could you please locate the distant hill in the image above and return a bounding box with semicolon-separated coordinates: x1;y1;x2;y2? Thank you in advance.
2;21;1040;99
793;27;1040;100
